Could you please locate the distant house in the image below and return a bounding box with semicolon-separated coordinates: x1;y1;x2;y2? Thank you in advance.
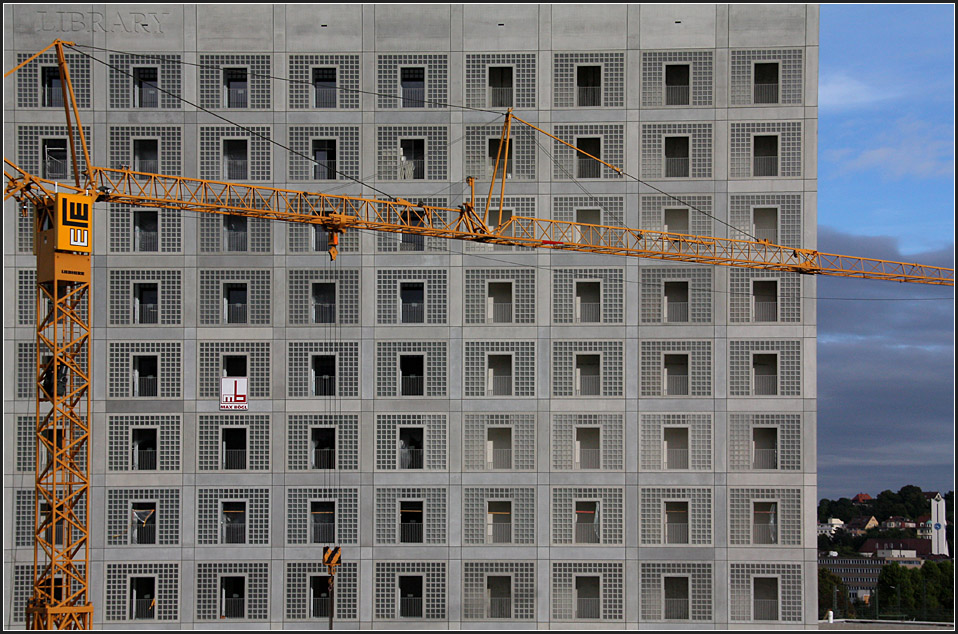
859;538;932;565
846;516;879;536
852;493;873;505
916;514;933;539
881;516;917;530
818;517;845;537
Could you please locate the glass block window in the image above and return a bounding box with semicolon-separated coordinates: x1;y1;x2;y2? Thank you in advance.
728;413;802;471
196;488;270;545
462;488;536;545
553;53;625;108
463;413;536;471
374;488;447;545
285;562;358;620
639;487;713;545
198;269;271;326
104;563;179;621
640;562;713;621
108;269;182;326
551;562;624;621
289;219;359;253
729;488;802;546
287;414;359;471
17;204;35;253
730;122;803;178
551;341;624;397
376;269;447;324
108;53;182;109
373;562;446;620
552;124;625;180
377;54;448;109
551;488;624;544
465;196;537;253
289;54;360;109
463;341;536;397
108;414;181;471
15;488;86;547
729;194;803;249
288;268;360;325
464;268;536;325
199;54;271;109
640;123;712;179
107;342;181;399
464;124;536;180
641;50;714;107
552;268;624;324
375;197;451;253
728;340;801;396
640;267;712;324
196;562;269;620
465;53;536;109
376;126;448;180
10;565;32;624
16;342;35;399
729;563;803;621
640;414;712;471
730;49;804;106
640;340;712;397
16;51;90;108
375;414;447;470
552;414;624;471
375;341;447;397
640;194;714;238
109;204;182;253
106;488;180;546
198;342;270;398
552;195;625;227
462;561;536;620
108;126;182;174
199;126;272;181
197;414;270;471
729;269;801;323
286;487;360;544
17;125;91;177
287;341;359;398
288;126;360;181
17;269;36;326
15;415;35;472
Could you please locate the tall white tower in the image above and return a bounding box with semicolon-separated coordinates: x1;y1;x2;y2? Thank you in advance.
931;493;949;556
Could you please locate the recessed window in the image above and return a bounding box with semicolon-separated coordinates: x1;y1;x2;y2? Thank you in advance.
665;500;690;544
221;427;248;470
752;427;778;469
486;354;513;396
576;66;601;107
223;214;248;252
131;501;157;545
486;426;512;470
310;500;336;543
312;139;337;180
223;283;248;324
221;501;247;544
663;354;689;396
753;501;779;544
486;281;513;323
398;139;425;179
575;354;601;396
576;137;602;179
400;67;425;108
487;138;513;180
398;427;424;470
752;207;778;243
222;139;248;180
399;355;425;396
574;500;600;543
753;62;780;104
42;139;68;180
312;283;336;324
133;282;159;324
129;576;156;620
486;575;512;618
400;282;425;324
664;576;690;620
664;208;689;234
313;67;337;108
753;135;779;177
310;575;333;618
223;68;248;108
663;427;689;470
575;426;600;470
132;355;158;397
752;354;778;395
663;281;689;323
399;501;424;544
131;427;158;471
752;280;778;322
575;281;601;323
488;66;513;107
398;575;423;617
311;427;336;469
220;576;246;618
132;139;158;176
664;136;690;177
133;67;159;108
575;576;601;619
312;355;337;396
133;210;159;252
753;577;780;620
42;67;63;107
665;64;691;105
486;500;513;543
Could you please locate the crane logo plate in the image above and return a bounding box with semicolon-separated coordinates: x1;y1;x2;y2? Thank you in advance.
56;193;93;254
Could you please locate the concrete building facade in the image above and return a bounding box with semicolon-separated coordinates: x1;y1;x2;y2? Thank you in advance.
3;4;819;628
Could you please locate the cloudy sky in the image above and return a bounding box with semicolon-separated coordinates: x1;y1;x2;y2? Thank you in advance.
816;5;955;500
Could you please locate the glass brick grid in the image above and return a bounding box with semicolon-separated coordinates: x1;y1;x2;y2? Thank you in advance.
728;340;801;396
466;196;537;253
375;342;447;397
375;414;448;470
108;126;182;174
640;562;713;621
107;342;182;399
375;488;447;545
287;341;360;398
285;562;358;620
107;415;181;471
464;341;536;397
641;51;714;107
376;269;448;325
729;269;801;323
106;488;180;546
287;414;359;471
729;563;803;622
15;415;35;472
104;563;179;621
465;53;537;109
639;488;713;545
376;197;451;252
109;205;183;253
199;126;272;181
464;268;536;324
17;125;90;176
198;414;270;471
289;219;359;253
196;488;270;545
551;341;624;397
462;488;536;545
553;53;625;108
16;341;36;399
639;414;713;471
198;342;270;398
288;268;360;325
16;51;90;108
552;268;625;324
10;565;32;624
285;487;359;544
462;562;536;620
552;414;624;471
640;267;713;324
288;54;361;109
373;562;446;620
108;53;183;109
729;194;803;249
196;562;269;620
552;196;625;228
730;49;804;106
464;124;536;180
199;55;271;109
551;562;624;621
640;341;712;397
17;205;34;253
376;54;448;109
108;269;182;326
376;126;448;180
552;124;625;180
640;194;714;237
728;414;801;471
15;488;87;547
640;123;713;179
729;488;802;546
463;414;536;471
198;269;271;326
729;122;803;178
288;126;360;181
17;269;36;325
551;488;624;544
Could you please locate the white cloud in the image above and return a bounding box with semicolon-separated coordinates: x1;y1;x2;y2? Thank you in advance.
822;118;955;180
819;73;899;110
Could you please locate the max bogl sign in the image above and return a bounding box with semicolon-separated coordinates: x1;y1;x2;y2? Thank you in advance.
220;378;249;411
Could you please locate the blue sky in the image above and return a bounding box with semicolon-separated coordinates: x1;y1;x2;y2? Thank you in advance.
816;5;955;500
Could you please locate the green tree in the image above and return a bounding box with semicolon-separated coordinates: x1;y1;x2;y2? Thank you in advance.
818;567;855;619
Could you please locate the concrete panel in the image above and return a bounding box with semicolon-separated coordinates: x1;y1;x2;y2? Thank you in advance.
550;5;629;50
373;4;452;51
639;4;717;49
461;5;539;51
196;5;275;51
285;4;364;51
728;4;808;47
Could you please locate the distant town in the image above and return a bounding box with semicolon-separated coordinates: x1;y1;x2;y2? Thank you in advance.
817;486;953;622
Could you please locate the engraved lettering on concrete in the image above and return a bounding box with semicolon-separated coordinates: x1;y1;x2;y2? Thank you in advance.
33;10;169;34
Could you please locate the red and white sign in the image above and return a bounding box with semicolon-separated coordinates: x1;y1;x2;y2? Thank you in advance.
220;377;249;410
